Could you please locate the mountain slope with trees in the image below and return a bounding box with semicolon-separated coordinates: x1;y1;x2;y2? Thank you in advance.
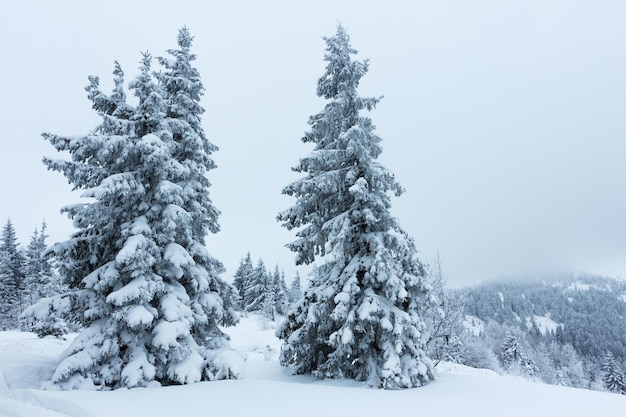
446;274;626;393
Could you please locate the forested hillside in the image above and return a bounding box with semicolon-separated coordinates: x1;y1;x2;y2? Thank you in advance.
461;275;626;359
445;274;626;393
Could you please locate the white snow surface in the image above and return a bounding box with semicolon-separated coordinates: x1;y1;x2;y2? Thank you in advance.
463;315;484;337
1;315;625;417
531;315;560;336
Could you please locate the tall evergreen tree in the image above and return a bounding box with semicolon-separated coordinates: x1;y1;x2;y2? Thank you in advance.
39;30;239;389
156;28;238;344
276;24;435;389
0;219;26;329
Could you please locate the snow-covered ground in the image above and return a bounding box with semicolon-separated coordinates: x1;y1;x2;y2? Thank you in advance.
463;314;485;336
530;315;560;335
1;315;625;417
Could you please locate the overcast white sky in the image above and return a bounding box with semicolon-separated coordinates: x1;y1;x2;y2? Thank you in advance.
1;1;625;287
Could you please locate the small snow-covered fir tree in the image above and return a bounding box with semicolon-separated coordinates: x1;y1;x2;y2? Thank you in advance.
499;330;539;378
232;253;254;310
22;221;59;305
0;219;26;329
276;24;435;389
500;331;522;369
287;272;303;304
602;351;626;394
261;284;277;321
244;259;272;314
40;30;240;390
20;221;70;335
23;223;51;307
272;265;289;316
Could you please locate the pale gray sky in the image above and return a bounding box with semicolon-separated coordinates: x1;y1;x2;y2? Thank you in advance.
1;1;625;287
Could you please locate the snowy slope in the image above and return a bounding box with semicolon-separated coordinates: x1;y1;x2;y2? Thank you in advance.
1;315;625;417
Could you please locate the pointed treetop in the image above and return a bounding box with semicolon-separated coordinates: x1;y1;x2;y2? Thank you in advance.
323;23;356;61
177;26;194;52
1;218;17;246
317;23;369;100
111;61;127;107
139;51;152;72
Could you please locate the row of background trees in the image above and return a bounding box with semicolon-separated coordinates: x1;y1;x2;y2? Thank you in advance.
231;252;302;319
2;214;624;394
426;273;626;395
0;219;304;332
0;218;66;331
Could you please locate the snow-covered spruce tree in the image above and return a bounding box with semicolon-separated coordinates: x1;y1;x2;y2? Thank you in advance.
261;283;277;322
602;351;626;394
40;32;239;390
287;272;303;304
272;265;289;316
22;221;57;306
276;24;435;389
20;220;70;335
155;28;239;350
0;219;26;329
499;330;539;378
244;259;271;314
232;253;254;310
